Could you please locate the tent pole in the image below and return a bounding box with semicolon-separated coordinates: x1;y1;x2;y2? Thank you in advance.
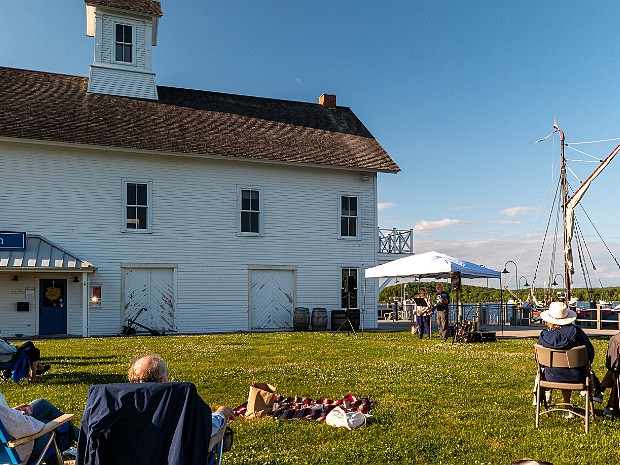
362;277;366;335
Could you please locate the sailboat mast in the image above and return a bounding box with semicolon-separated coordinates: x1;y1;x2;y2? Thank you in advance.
559;130;571;304
538;122;619;308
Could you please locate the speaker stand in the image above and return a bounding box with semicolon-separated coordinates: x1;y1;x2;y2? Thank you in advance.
332;310;358;337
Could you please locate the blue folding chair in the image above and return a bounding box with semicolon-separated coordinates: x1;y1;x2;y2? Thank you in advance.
209;426;232;465
77;382;229;465
0;413;74;465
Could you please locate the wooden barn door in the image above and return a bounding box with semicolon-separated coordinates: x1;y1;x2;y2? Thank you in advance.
250;269;294;330
123;268;175;332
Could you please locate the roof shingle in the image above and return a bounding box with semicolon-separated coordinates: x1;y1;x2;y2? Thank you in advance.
85;0;162;16
0;67;399;173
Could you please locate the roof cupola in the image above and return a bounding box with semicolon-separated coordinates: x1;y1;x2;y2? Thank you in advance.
85;0;162;100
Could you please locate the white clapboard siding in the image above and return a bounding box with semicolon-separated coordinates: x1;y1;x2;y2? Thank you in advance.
250;269;294;329
0;142;379;335
88;66;158;100
0;274;83;337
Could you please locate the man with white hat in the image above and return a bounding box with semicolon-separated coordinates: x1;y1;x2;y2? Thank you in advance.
536;301;597;418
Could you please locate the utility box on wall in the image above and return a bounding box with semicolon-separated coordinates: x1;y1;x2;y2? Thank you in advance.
16;302;29;311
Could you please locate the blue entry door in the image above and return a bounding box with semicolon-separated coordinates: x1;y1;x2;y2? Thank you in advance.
39;279;67;335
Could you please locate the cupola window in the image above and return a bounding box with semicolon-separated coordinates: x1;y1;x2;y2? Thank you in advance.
115;24;133;63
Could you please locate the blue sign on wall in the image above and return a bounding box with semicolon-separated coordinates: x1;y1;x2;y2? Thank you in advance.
0;232;26;250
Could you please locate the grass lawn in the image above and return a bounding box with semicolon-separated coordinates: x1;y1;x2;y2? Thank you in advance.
2;332;619;464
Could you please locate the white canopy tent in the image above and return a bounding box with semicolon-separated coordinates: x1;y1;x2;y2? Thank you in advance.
365;251;500;280
362;251;502;333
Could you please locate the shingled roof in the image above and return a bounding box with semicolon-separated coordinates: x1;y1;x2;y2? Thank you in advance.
85;0;162;16
0;67;399;172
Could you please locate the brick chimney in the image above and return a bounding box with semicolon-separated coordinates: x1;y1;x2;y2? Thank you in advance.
319;93;337;108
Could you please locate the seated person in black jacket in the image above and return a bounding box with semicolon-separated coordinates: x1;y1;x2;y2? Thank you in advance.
77;355;235;465
536;302;597;417
128;355;235;436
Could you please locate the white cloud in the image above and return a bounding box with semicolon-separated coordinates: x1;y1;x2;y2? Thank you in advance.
490;220;523;225
377;202;397;212
499;206;538;216
413;218;466;236
450;205;475;211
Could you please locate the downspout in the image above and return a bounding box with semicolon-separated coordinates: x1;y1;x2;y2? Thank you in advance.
81;271;89;337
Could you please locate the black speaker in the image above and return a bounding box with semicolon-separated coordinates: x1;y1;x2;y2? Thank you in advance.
450;271;461;292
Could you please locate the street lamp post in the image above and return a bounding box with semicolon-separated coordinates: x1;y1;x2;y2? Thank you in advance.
519;276;530;290
502;260;519;290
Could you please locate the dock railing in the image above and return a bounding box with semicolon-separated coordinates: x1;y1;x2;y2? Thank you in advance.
575;304;620;330
379;302;620;331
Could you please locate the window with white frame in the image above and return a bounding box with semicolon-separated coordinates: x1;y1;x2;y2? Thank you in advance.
123;180;152;232
115;23;134;63
341;268;359;309
340;195;359;238
240;188;261;235
89;284;102;307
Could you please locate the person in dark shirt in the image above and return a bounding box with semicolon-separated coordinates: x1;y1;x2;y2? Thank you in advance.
434;284;450;340
536;302;597;417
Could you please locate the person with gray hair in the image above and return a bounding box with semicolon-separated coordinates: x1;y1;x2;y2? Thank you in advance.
128;355;235;436
128;354;169;383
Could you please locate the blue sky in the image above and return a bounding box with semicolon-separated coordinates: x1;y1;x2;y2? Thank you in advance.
2;1;620;287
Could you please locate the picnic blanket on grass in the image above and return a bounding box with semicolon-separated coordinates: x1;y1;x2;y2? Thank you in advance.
234;393;373;421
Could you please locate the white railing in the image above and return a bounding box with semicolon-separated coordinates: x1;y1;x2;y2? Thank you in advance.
378;228;414;254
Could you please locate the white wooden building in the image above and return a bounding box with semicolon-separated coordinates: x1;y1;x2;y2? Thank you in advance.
0;0;399;337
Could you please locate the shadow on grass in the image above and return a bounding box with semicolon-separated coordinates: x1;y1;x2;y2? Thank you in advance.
45;355;123;368
43;372;127;385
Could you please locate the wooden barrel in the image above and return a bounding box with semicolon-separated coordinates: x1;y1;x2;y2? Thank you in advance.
347;309;361;330
293;307;309;331
331;310;347;330
311;308;328;331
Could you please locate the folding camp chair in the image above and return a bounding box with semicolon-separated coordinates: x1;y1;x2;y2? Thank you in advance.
534;344;594;433
0;348;32;384
209;426;233;465
77;382;230;465
0;413;74;465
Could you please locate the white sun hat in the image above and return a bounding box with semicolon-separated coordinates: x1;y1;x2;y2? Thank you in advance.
540;301;577;325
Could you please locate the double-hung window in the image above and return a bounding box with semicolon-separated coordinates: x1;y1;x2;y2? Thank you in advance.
240;188;261;235
341;268;359;309
123;180;152;232
340;195;359;238
115;23;133;63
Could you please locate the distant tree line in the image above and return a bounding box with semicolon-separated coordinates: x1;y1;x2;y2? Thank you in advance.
379;282;620;304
